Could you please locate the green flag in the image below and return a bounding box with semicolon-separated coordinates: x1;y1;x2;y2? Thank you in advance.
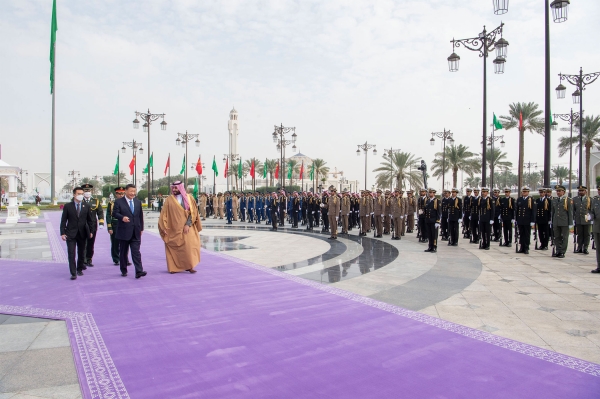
287;161;292;179
211;156;218;177
142;163;148;174
180;154;186;174
113;153;119;176
237;158;242;179
263;158;268;179
193;178;198;198
493;113;503;130
149;152;153;167
49;0;57;94
309;163;314;180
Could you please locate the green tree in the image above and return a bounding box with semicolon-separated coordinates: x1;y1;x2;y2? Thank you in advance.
557;115;600;188
485;147;512;188
551;166;572;186
464;176;481;188
499;102;544;190
311;159;330;192
262;159;278;187
431;144;480;189
374;152;422;190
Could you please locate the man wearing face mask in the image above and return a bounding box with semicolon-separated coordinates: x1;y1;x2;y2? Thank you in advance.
113;184;147;279
81;184;104;268
60;187;95;280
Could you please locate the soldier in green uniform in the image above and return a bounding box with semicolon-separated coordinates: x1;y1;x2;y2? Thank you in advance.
107;187;126;265
590;186;600;273
573;185;592;254
551;185;573;259
81;183;104;267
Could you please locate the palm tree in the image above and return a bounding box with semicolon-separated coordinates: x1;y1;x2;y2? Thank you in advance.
262;159;278;187
485;147;512;188
373;152;422;190
464;176;481;188
311;159;329;192
430;144;480;189
552;166;572;186
557;115;600;188
499;102;544;190
244;159;263;190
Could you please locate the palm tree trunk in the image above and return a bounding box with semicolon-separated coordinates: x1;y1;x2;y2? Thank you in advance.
316;171;319;193
518;128;524;190
453;167;458;188
586;143;592;188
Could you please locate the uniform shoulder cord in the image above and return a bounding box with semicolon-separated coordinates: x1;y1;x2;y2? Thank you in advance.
454;197;459;208
434;198;438;210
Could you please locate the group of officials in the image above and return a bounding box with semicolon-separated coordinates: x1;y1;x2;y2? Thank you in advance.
60;180;204;280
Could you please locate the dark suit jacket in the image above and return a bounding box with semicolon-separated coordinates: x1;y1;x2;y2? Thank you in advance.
60;200;94;239
113;196;144;241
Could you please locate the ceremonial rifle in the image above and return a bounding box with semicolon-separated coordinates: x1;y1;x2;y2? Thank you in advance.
534;223;539;250
573;222;578;253
514;221;520;253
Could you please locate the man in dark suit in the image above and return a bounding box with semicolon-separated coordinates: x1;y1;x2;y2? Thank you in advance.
113;184;147;279
60;187;94;280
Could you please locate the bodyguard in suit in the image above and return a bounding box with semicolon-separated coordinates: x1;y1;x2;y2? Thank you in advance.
551;185;573;258
516;186;536;254
447;188;462;246
113;184;147;279
478;187;495;250
60;187;94;280
499;188;515;247
589;186;600;273
573;185;592;254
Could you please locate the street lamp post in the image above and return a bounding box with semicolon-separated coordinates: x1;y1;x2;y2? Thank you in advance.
486;132;505;189
383;148;401;190
556;68;600;186
524;161;538;189
430;129;454;190
223;154;240;191
494;0;571;187
122;140;143;188
133;109;167;204
553;109;580;194
18;170;28;193
175;131;200;189
356;142;377;190
272;124;297;189
447;23;507;187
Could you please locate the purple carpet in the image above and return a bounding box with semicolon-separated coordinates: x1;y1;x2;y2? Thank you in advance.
0;212;598;399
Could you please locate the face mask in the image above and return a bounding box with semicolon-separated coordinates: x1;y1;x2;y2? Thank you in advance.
75;195;84;201
84;192;92;198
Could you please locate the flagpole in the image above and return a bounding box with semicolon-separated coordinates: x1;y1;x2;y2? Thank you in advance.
117;152;120;187
151;152;154;200
168;153;171;187
51;42;56;205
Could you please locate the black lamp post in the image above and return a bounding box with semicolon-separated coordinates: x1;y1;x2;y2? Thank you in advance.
383;148;401;190
486;133;505;189
272;124;297;189
553;109;580;194
448;23;507;187
356;142;377;190
556;68;600;187
430;129;454;190
494;1;570;187
122;140;143;188
133;109;166;204
174;131;200;187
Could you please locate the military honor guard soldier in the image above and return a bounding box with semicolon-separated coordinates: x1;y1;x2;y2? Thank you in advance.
499;188;515;247
588;186;600;273
516;186;536;254
447;188;462;246
535;187;552;250
478;188;495;250
551;185;573;258
424;188;441;253
573;185;592;254
81;183;104;267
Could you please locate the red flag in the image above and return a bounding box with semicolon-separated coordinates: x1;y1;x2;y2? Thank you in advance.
250;159;255;178
129;156;136;175
519;112;523;131
196;157;202;175
299;161;304;179
275;162;279;179
164;155;170;176
224;159;229;177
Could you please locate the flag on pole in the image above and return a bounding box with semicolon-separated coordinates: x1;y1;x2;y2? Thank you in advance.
143;153;154;173
129;156;136;175
263;158;268;179
196;157;202;175
113;153;119;176
238;158;243;179
193;178;198;198
164;154;170;176
143;163;148;174
179;154;186;174
224;158;229;177
275;163;279;179
211;156;219;177
519;112;523;131
287;161;292;179
309;163;314;180
299;161;304;179
250;159;255;178
49;0;58;94
493;113;503;130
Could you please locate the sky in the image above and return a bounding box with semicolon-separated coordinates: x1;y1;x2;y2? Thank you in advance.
1;0;599;192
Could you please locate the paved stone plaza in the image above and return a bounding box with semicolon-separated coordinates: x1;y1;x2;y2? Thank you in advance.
0;211;599;398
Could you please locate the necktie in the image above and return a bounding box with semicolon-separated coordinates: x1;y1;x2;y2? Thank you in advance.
76;202;80;215
129;200;134;214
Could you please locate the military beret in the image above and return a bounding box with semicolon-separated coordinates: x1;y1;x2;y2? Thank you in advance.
376;189;382;193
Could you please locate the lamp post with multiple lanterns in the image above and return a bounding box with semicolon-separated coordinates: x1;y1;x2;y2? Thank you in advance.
356;142;377;190
272;124;297;189
133;109;166;203
552;109;580;194
175;131;200;186
430;129;454;190
121;140;143;188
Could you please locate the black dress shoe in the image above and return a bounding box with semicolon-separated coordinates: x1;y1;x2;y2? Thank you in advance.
127;262;132;266
592;269;600;273
431;249;437;253
506;243;512;248
87;261;94;267
557;253;565;258
121;273;127;277
583;249;589;255
424;249;432;252
82;266;87;270
328;236;334;239
484;246;490;250
70;275;77;280
77;271;83;276
523;250;529;254
113;262;119;266
135;271;147;279
452;243;458;246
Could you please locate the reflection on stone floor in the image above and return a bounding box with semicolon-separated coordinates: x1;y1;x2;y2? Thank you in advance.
200;236;255;251
0;224;52;261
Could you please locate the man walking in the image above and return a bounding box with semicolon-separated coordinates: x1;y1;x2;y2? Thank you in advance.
81;183;104;267
113;184;147;279
60;187;94;280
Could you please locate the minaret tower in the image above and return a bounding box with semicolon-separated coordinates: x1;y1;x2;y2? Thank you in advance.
227;107;239;187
